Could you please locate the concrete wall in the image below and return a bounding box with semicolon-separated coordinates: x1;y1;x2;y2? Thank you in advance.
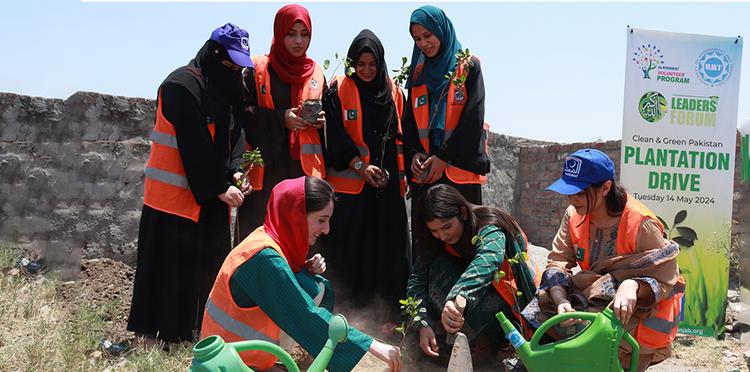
0;92;153;277
1;91;747;284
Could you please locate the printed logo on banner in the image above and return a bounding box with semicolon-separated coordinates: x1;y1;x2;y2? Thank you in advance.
632;44;664;79
633;43;689;84
696;48;732;87
564;156;582;178
638;91;667;123
668;95;719;128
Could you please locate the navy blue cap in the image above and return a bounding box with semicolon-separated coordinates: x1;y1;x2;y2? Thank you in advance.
546;148;616;195
210;23;254;68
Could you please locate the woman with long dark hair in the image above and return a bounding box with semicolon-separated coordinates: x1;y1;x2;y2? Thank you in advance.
522;148;683;371
407;184;540;361
322;29;409;319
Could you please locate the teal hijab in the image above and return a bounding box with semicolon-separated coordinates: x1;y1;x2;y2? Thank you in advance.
406;5;462;137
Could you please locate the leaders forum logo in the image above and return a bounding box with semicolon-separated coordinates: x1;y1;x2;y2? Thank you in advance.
639;91;667;123
696;48;732;87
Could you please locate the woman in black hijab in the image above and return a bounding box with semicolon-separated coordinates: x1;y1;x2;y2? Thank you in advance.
127;24;252;344
322;29;410;322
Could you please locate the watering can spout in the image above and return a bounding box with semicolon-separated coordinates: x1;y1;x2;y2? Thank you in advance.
495;312;532;358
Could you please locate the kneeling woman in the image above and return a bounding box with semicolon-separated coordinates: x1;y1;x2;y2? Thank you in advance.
201;177;400;371
407;184;540;359
522;149;683;371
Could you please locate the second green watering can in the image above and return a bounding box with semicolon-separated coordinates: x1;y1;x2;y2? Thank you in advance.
496;307;640;372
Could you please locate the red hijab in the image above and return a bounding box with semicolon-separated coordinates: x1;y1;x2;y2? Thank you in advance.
263;176;309;272
268;4;316;88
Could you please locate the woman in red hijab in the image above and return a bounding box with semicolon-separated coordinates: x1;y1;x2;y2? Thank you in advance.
234;4;328;244
202;177;401;371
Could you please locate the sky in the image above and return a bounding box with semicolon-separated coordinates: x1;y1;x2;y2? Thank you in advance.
2;1;750;142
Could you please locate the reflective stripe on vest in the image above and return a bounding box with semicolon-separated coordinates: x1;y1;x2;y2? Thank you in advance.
204;297;277;344
325;76;407;195
251;55;326;181
568;195;683;349
409;61;486;185
201;226;286;370
143;91;215;222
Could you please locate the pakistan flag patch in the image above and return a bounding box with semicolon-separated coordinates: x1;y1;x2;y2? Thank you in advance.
345;109;358;120
576;247;585;262
416;95;427;108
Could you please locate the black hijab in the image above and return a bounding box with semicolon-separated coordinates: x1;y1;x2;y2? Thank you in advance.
188;40;245;106
346;29;392;107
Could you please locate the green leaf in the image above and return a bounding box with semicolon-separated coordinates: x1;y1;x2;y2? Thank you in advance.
419;307;427;313
673;210;687;226
399;299;408;305
673;236;694;248
656;216;670;231
420;320;429;327
335;52;339;59
415;298;422;306
676;226;698;241
323;59;331;70
346;67;355;76
413;315;421;322
394;326;404;334
402;56;408;65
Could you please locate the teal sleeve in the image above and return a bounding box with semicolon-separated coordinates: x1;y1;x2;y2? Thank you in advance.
231;248;372;372
446;225;506;312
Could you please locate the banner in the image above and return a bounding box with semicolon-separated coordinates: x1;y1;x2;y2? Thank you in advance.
621;27;743;337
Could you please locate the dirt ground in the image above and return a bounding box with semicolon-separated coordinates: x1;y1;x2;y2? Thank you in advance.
16;256;750;371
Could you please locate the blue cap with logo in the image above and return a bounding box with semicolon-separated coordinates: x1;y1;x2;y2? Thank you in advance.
546;148;616;195
210;23;254;68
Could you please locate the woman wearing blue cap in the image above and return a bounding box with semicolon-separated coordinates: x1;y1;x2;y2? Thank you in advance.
127;23;254;345
522;148;683;371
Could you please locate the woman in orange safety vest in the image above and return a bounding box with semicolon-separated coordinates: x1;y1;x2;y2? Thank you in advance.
233;4;327;245
201;177;401;371
522;148;684;371
322;29;410;321
407;183;541;363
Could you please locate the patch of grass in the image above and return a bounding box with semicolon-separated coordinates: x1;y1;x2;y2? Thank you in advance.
0;246;192;371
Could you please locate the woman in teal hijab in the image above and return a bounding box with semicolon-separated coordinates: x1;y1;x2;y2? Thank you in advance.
402;7;491;317
402;5;489;203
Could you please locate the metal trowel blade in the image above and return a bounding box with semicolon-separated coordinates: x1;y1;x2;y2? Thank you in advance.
447;332;473;372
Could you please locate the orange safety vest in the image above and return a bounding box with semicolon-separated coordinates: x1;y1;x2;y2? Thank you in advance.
143;90;216;222
325;76;407;196
568;195;684;349
247;55;326;190
444;227;542;336
409;61;488;185
201;226;286;370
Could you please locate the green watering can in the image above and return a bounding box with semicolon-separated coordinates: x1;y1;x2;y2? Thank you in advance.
496;308;640;372
188;314;350;372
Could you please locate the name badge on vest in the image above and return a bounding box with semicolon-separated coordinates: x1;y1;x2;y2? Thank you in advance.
310;79;319;90
345;109;357;120
415;95;427;108
260;85;267;95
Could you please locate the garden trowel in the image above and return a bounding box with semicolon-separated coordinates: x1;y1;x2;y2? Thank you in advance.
446;331;473;372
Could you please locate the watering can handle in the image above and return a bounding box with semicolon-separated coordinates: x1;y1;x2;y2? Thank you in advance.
231;340;301;372
529;310;641;372
529;311;599;346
